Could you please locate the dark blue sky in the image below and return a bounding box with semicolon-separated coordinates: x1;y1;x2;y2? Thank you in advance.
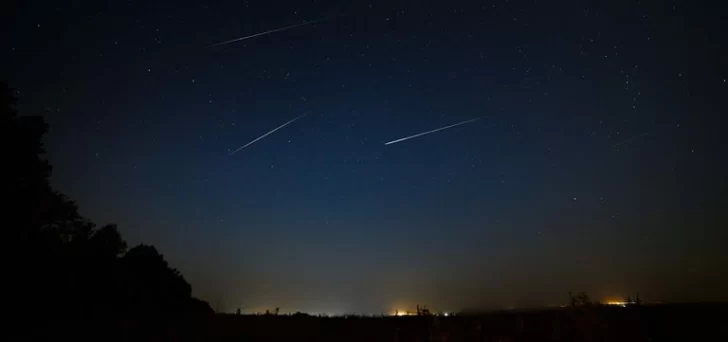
3;0;727;314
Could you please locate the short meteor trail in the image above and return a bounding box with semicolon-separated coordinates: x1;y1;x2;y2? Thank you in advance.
229;112;308;155
384;117;481;146
207;18;329;48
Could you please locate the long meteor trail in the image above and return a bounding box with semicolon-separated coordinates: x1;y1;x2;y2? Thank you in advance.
208;18;329;48
384;117;481;146
229;112;308;155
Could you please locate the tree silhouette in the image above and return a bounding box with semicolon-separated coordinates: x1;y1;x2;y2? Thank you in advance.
119;244;196;315
4;81;212;323
4;82;79;238
568;291;592;307
4;81;82;318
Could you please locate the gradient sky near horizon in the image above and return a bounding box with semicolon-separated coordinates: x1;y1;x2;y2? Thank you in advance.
3;0;727;314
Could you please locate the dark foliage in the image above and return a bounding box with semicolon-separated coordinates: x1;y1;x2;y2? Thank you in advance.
119;244;210;316
568;291;593;307
4;82;212;329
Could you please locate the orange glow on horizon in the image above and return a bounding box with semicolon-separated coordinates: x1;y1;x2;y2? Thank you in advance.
603;297;628;307
392;309;415;316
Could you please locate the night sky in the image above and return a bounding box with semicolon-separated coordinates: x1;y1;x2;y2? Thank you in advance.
3;0;727;314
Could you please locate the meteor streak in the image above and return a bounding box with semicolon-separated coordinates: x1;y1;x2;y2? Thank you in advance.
208;18;329;48
229;112;308;155
384;117;481;146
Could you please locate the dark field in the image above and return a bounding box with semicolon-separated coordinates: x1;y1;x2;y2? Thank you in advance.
39;303;728;341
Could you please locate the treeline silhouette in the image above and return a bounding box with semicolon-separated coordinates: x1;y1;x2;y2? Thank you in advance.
4;81;212;326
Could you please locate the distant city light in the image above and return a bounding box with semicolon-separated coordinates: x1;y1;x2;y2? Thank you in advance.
605;301;627;307
443;312;449;317
393;310;414;316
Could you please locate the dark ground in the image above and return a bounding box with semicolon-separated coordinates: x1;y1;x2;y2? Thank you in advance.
37;303;728;341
